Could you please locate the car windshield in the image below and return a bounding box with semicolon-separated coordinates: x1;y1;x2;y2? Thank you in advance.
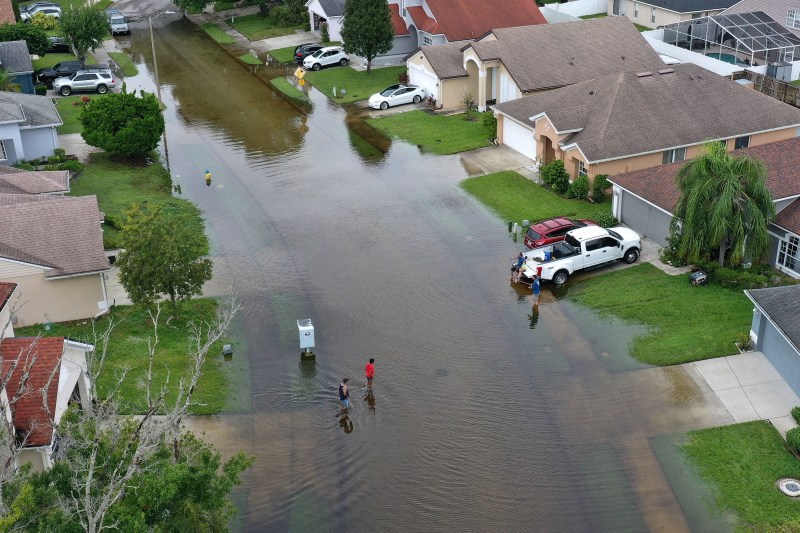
111;16;124;23
380;88;396;97
565;233;581;248
526;228;542;241
310;50;324;58
606;229;622;240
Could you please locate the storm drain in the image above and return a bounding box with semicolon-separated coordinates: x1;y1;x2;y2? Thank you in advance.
777;478;800;497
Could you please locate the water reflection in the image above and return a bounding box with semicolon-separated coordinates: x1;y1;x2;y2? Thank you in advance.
338;414;354;434
364;390;376;411
528;307;540;330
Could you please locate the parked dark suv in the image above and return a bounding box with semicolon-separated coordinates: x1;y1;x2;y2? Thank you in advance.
294;43;323;63
37;61;103;87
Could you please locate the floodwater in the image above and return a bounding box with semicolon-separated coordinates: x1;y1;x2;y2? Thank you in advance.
117;19;732;532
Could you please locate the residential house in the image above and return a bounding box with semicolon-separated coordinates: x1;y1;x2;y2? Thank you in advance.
724;0;800;38
0;336;93;471
608;0;739;29
745;285;800;397
0;194;110;327
407;17;665;112
0;166;70;195
0;91;62;164
607;137;800;279
0;0;14;25
492;63;800;174
307;0;546;59
0;40;34;94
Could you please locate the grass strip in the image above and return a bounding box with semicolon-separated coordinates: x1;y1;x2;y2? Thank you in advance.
682;421;800;530
270;77;310;106
201;22;235;44
460;170;611;223
15;299;229;415
239;52;262;65
109;51;139;77
304;65;404;103
367;110;490;155
228;14;303;40
567;262;752;365
268;45;297;63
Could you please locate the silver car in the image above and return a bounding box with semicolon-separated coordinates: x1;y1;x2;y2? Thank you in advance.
53;69;116;96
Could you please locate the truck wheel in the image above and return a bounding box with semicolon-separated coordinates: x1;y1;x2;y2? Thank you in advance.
553;271;569;287
623;248;640;264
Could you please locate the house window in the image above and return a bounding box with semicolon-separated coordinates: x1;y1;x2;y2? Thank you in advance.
788;9;800;29
423;36;432;46
578;160;587;178
662;147;686;164
691;12;701;19
651;7;656;23
0;141;6;161
634;2;638;18
778;235;799;273
734;136;750;149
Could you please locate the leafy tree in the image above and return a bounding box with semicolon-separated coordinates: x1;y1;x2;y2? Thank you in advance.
30;11;58;30
80;89;165;158
117;203;213;316
0;22;49;56
0;69;21;92
482;111;497;140
674;141;774;266
341;0;394;73
591;174;611;203
59;5;107;62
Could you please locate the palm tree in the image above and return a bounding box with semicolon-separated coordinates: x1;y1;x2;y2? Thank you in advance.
674;141;774;266
0;69;22;93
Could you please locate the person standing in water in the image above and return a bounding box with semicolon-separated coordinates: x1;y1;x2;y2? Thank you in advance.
339;378;350;411
365;358;375;390
205;169;212;187
531;275;541;307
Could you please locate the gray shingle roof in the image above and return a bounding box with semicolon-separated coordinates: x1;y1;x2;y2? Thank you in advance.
469;17;665;92
494;63;800;162
638;0;739;12
0;166;69;195
0;194;109;277
0;91;61;128
746;284;800;353
418;40;470;79
316;0;346;17
0;40;33;74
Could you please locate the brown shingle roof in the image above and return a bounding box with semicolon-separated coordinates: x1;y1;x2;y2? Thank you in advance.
775;199;800;235
468;18;665;92
609;137;800;215
388;3;409;36
0;166;69;195
414;0;546;41
0;282;15;311
0;194;109;277
494;63;800;162
418;40;470;79
0;336;64;447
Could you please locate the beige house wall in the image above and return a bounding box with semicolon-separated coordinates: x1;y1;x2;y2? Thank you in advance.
609;0;727;29
0;264;108;327
18;448;48;472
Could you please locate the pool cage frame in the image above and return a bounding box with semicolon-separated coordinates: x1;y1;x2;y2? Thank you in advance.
661;11;800;69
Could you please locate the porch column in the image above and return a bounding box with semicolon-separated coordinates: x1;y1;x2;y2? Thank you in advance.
477;67;487;112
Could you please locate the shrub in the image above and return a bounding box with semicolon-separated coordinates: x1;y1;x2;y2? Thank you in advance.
792;406;800;425
568;175;590;199
592;210;617;228
53;148;65;158
58;159;83;173
539;160;570;192
735;332;753;351
552;172;570;195
592;174;611;203
103;213;123;230
31;11;58;30
12;160;34;171
398;71;409;84
320;21;329;42
34;83;47;96
787;427;800;456
482;112;497;140
697;261;771;290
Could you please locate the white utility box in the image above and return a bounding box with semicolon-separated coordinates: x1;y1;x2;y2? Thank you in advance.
297;319;315;349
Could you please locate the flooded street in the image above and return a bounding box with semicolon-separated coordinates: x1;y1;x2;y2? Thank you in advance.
118;19;730;532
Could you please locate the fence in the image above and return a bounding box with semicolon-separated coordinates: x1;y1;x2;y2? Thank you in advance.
732;70;800;108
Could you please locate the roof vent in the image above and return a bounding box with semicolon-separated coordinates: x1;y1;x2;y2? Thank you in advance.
589;90;595;96
658;68;674;75
621;55;626;60
636;71;653;78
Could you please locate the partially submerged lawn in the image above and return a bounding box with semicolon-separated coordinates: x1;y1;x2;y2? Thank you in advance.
367;110;491;155
460;170;610;223
229;14;303;40
682;421;800;530
201;22;235;44
15;299;229;415
567;263;753;365
304;65;405;103
109;51;139;77
270;77;310;107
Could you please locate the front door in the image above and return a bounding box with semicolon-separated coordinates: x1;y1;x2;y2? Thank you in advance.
542;136;556;164
613;0;621;15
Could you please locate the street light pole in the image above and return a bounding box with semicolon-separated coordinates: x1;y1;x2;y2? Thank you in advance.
148;11;176;182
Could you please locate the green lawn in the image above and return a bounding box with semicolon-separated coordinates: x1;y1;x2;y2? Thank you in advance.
21;0;110;9
304;65;405;103
634;23;651;32
567;263;753;365
460;170;611;223
239;52;261;65
68;152;194;249
109;51;139;77
682;421;800;530
270;77;310;106
54;94;109;134
367;110;491;155
228;14;303;40
791;80;800;86
215;0;236;10
33;52;75;72
580;13;607;19
201;22;235;44
15;299;229;415
268;45;297;63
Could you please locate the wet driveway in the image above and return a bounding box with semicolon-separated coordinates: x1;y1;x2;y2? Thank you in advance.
116;18;734;532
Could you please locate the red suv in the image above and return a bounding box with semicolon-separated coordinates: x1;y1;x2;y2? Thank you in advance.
523;217;598;249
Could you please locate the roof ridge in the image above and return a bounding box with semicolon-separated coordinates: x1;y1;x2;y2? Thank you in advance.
583;72;627;142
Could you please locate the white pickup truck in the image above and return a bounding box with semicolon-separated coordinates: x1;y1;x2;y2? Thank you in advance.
518;226;641;286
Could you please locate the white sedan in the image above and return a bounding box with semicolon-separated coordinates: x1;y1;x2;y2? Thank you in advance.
368;84;426;110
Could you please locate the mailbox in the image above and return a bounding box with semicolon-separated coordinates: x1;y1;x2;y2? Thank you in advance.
297;319;315;349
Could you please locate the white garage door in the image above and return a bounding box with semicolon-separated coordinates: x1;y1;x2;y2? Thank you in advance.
502;118;537;161
409;68;438;100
